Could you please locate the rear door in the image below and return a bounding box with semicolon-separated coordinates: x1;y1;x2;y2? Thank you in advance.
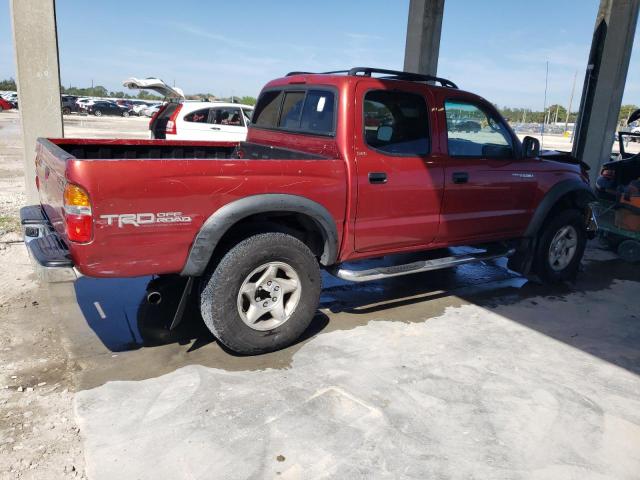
174;106;214;140
353;83;444;252
438;98;538;243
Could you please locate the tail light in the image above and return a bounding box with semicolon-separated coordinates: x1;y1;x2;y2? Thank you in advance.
63;183;92;243
165;104;182;135
148;104;168;128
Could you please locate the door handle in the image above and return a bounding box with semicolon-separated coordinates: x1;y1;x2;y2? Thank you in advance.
452;172;469;184
368;172;387;184
210;126;221;130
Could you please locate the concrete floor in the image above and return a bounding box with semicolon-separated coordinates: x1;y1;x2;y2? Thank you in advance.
2;111;639;479
44;245;640;479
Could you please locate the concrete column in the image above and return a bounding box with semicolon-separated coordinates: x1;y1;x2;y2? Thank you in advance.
10;0;63;204
572;0;639;178
403;0;445;75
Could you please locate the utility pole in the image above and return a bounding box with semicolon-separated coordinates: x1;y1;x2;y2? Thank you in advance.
10;0;63;203
564;71;577;133
542;61;549;146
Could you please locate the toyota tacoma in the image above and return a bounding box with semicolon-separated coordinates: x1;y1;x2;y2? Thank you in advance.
22;67;596;354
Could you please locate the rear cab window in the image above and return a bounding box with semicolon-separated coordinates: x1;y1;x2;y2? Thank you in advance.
252;88;336;136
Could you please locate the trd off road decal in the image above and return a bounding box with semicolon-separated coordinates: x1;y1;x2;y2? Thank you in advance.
99;212;192;228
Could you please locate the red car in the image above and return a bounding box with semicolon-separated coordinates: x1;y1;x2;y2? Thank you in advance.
0;97;13;111
22;67;596;354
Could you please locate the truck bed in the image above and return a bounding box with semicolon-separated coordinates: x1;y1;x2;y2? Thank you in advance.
35;138;346;277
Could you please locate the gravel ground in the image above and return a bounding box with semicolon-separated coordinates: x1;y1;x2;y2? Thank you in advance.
0;110;147;479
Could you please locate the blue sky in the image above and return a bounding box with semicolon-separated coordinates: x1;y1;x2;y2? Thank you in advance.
0;0;638;109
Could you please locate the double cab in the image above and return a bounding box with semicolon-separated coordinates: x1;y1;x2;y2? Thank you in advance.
22;67;596;354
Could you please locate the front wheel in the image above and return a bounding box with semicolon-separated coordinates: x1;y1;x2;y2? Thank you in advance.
534;209;587;283
200;233;321;355
122;111;130;118
94;109;102;117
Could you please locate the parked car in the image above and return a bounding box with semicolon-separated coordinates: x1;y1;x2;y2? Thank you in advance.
76;98;96;113
87;101;131;117
131;102;151;116
141;104;162;117
149;101;254;141
24;67;596;355
61;95;79;114
123;77;253;141
0;97;13;111
454;119;482;133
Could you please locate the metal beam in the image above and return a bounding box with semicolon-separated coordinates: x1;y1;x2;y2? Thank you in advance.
10;0;63;203
573;0;639;178
403;0;445;76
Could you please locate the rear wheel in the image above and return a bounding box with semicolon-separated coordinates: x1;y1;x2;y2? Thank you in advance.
534;209;587;283
122;110;130;118
200;233;321;355
618;239;640;263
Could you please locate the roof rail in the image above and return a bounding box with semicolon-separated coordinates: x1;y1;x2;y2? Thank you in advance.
285;67;458;89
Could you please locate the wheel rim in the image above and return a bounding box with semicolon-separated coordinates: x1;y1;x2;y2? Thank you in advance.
236;261;302;331
548;225;578;271
95;110;101;116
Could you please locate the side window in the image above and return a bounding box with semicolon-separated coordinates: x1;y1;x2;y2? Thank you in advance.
300;90;335;134
184;108;210;123
444;100;513;158
363;90;429;155
252;89;336;135
242;108;253;126
252;90;283;128
211;108;243;126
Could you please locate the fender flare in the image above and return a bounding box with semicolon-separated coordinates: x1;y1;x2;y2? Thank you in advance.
181;194;339;276
524;179;596;238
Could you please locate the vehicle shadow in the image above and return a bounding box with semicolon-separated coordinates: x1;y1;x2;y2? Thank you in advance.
73;248;639;376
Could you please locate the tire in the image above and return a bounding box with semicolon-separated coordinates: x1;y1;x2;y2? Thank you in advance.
122;111;130;118
62;107;71;115
617;239;640;263
200;233;321;355
94;109;102;117
534;209;587;283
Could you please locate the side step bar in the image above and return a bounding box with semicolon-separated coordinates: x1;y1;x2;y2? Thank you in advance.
329;247;515;283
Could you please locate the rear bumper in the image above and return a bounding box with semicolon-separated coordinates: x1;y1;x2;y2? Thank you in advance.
20;205;78;283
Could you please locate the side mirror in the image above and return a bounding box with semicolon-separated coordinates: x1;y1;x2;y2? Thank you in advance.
522;136;540;158
377;125;393;142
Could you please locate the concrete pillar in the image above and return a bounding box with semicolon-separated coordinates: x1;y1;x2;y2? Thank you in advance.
403;0;445;75
572;0;639;178
10;0;63;204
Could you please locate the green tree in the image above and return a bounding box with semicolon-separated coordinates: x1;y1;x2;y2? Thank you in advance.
238;96;257;106
619;104;639;125
0;78;17;90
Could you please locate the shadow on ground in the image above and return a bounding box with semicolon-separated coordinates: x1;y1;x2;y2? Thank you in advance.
73;245;639;377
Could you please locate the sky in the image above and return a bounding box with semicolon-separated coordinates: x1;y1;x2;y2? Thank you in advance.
0;0;638;110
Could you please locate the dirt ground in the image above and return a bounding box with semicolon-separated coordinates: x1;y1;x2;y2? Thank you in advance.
0;111;149;479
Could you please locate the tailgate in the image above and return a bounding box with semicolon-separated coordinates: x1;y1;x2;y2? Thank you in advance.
35;138;73;239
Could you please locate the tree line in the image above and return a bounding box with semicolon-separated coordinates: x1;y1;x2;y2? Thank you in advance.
1;77;635;121
0;78;257;105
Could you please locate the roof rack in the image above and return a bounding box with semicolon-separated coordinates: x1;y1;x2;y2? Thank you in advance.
285;67;458;89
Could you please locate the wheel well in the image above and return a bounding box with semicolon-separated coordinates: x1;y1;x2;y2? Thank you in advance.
544;190;592;225
209;211;326;268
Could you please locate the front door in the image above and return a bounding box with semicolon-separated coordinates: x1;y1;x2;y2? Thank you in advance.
354;84;444;253
209;107;248;142
439;99;538;243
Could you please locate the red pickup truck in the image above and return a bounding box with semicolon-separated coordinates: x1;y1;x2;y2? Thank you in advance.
22;67;596;354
